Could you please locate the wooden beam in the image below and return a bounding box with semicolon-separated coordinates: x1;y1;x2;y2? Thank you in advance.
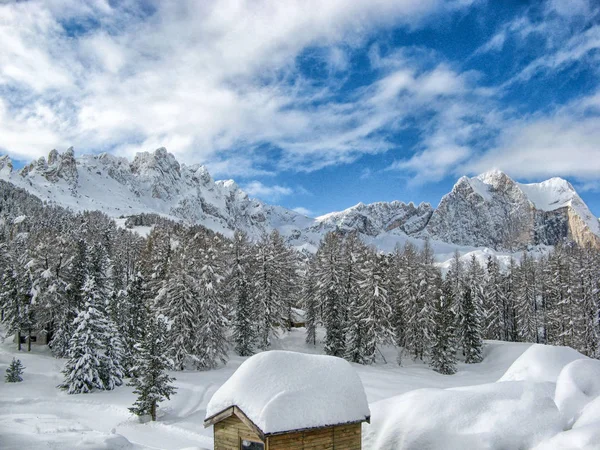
203;406;235;428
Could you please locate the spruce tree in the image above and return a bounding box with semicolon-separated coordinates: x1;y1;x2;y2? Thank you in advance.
459;283;484;363
314;232;345;357
5;358;25;382
352;249;393;364
59;276;108;394
129;314;177;421
430;280;457;375
157;249;200;370
228;231;256;356
194;236;228;370
121;272;150;375
302;258;318;347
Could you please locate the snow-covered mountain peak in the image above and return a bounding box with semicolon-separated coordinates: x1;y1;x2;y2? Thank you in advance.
0;147;598;252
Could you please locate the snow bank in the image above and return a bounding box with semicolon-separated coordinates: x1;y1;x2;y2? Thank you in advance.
498;344;586;383
205;350;370;434
363;381;562;450
554;359;600;426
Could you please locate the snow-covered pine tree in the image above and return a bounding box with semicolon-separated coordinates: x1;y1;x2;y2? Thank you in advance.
314;231;345;357
194;235;228;370
482;256;505;340
51;238;88;357
399;242;433;361
30;233;71;357
503;257;519;342
157;247;200;370
458;278;484;364
545;244;575;347
571;245;599;357
100;315;126;390
0;241;34;351
515;251;540;343
60;276;108;394
430;279;457;375
343;233;368;363
121;272;150;375
227;231;257;356
5;357;24;382
302;257;318;347
129;314;176;421
140;227;172;309
352;249;393;364
388;245;406;365
254;231;289;349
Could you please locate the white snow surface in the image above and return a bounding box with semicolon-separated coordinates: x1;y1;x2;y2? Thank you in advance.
3;328;600;449
205;350;370;434
498;343;586;383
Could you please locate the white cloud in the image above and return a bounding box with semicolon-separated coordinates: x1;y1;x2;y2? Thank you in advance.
463;115;600;181
243;181;293;201
292;206;314;217
0;0;482;171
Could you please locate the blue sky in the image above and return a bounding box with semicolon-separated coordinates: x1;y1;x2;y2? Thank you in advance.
1;0;599;217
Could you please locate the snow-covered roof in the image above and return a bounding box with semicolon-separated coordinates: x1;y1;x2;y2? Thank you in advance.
204;351;370;435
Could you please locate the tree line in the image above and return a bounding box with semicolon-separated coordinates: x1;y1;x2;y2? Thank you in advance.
0;180;599;401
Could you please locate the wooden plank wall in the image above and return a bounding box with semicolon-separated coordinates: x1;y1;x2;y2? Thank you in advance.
267;423;361;450
214;415;264;450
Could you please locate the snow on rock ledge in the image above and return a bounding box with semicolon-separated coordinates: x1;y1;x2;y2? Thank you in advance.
205;350;370;435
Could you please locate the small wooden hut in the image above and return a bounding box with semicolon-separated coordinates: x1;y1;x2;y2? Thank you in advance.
204;351;370;450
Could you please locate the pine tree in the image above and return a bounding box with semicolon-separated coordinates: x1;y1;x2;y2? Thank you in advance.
194;235;228;370
59;277;108;394
129;314;177;421
157;247;200;370
314;232;345;357
459;281;484;363
100;316;126;390
515;251;539;343
388;245;406;365
482;256;505;340
351;249;393;364
430;280;457;375
121;272;150;375
254;231;291;349
228;231;256;356
302;258;318;347
399;242;434;361
5;358;25;382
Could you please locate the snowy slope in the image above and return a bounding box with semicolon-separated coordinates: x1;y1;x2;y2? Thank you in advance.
1;150;598;253
3;327;600;450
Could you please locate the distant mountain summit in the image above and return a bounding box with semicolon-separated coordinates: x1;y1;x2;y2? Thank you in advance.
1;149;598;252
425;169;600;250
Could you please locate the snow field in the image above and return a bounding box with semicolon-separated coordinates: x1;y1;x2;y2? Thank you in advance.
2;330;600;449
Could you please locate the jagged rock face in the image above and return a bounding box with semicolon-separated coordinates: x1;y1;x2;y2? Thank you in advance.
0;147;315;243
0;149;598;252
315;201;433;237
426;170;600;250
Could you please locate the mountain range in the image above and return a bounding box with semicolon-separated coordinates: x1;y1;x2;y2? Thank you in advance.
1;147;598;253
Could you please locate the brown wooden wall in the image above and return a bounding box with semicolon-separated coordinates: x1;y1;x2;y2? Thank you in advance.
213;415;264;450
267;422;361;450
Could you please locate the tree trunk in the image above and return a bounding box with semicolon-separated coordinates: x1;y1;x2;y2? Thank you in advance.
17;330;22;351
28;329;32;352
151;401;157;421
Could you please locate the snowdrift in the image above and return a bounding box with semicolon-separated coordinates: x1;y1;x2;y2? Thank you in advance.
364;344;600;450
363;381;562;449
498;343;586;383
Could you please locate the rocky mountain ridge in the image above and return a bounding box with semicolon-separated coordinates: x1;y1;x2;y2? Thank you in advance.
0;148;598;252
